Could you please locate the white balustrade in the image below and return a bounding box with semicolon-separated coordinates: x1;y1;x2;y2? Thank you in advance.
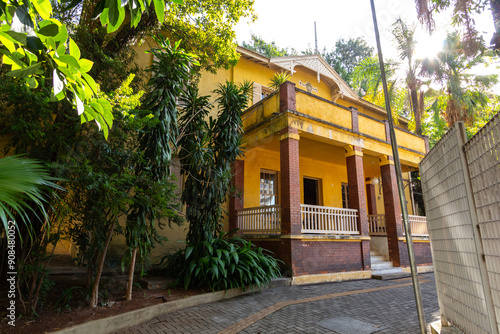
301;204;359;234
236;205;281;233
368;214;386;235
406;215;429;236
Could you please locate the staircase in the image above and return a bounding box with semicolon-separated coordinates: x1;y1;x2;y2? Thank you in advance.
370;250;405;278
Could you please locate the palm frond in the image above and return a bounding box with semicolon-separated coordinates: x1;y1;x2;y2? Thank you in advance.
0;156;63;236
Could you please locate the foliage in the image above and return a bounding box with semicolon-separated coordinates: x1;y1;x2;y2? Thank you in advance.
124;37;193;301
392;18;425;134
162;0;256;71
420;32;497;127
174;80;272;290
322;37;374;86
1;0;255;135
178;81;251;246
172;232;281;291
0;0;114;136
241;34;296;58
269;71;291;90
351;56;404;122
0;156;61;234
413;0;496;53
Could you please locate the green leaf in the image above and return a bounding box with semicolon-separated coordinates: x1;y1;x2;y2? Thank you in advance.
38;23;59;37
92;0;107;19
54;25;68;43
58;54;80;69
27;77;38;88
6;62;42;78
152;0;164;22
26;36;45;54
82;73;98;93
79;59;93;73
202;241;213;254
69;38;80;60
188;259;196;274
5;31;27;44
171;0;182;3
107;0;122;27
32;0;53;20
0;32;16;53
185;246;194;259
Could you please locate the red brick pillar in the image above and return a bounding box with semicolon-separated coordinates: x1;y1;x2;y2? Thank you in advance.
280;81;296;112
345;146;370;270
366;181;377;215
349;107;359;132
229;160;244;234
280;127;301;235
380;155;406;267
280;126;301;275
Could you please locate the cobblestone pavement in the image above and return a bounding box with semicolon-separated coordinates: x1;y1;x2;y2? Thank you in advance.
115;273;440;334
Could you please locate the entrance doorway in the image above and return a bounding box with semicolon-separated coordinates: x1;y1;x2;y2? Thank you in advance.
303;177;320;205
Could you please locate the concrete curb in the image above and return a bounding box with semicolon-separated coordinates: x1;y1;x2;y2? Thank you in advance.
51;279;291;334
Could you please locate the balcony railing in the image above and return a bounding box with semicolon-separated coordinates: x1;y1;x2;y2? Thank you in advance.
368;214;428;236
236;205;427;237
368;214;386;235
406;215;429;236
236;205;281;233
301;204;359;234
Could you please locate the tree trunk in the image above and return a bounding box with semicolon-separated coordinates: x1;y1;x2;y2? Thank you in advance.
126;246;138;301
89;220;116;308
490;0;500;49
415;90;424;135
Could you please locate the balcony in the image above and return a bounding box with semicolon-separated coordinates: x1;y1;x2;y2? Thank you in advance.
236;205;428;237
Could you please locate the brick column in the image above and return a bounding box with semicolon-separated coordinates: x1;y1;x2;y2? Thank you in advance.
349;107;359;132
345;146;370;270
366;181;377;215
380;155;407;267
229;160;244;234
280;127;301;235
279;81;296;112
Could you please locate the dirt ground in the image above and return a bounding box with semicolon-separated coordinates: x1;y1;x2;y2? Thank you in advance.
0;273;205;334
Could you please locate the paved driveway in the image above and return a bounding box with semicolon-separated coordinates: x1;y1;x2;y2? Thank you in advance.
115;273;440;334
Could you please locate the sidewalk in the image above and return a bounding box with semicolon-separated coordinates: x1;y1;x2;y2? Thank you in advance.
114;273;440;334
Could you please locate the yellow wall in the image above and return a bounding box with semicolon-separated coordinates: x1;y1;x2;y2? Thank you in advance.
372;172;415;216
287;69;332;101
233;57;276;88
243;137;356;209
295;91;352;129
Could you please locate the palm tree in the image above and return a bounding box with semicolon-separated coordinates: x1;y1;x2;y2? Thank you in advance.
0;156;60;235
351;56;404;122
413;0;499;54
392;18;425;134
420;32;497;127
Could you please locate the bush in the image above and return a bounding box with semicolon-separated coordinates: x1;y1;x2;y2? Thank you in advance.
170;231;281;291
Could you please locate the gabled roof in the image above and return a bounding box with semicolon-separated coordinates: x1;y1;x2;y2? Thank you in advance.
237;46;409;125
268;54;360;100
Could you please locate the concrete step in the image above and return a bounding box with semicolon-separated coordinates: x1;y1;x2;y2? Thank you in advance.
371;262;394;270
372;268;404;276
370;255;386;263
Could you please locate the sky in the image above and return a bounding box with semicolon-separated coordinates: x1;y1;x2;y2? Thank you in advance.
234;0;497;63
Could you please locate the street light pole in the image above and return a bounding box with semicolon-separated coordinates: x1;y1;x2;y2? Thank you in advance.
369;1;427;333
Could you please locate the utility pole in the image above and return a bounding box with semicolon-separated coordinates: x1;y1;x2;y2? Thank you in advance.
314;21;318;54
369;1;427;334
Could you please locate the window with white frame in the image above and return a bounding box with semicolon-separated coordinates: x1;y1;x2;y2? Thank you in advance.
260;170;278;206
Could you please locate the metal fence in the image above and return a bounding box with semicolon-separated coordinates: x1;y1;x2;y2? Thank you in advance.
419;115;500;334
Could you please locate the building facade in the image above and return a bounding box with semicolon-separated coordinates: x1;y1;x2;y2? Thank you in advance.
199;47;433;282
